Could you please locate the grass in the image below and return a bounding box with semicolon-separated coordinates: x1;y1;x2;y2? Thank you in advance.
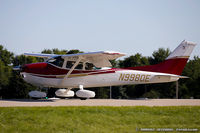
0;106;200;133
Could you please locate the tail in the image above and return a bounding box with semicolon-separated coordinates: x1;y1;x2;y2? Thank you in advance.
129;40;196;75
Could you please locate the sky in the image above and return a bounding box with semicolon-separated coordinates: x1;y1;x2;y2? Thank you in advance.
0;0;199;59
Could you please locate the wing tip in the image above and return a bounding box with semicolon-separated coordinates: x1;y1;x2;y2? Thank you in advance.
104;51;126;56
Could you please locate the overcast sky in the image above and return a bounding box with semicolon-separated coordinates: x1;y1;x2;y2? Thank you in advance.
0;0;199;59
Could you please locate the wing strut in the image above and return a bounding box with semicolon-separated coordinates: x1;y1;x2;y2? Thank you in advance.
60;57;82;86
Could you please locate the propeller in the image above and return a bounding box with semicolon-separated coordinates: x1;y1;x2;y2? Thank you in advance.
13;65;22;71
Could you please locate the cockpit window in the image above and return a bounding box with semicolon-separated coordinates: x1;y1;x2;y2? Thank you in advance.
47;56;64;68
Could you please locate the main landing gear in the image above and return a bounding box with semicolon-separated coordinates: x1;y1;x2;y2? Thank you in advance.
75;85;95;100
55;85;95;100
29;85;95;100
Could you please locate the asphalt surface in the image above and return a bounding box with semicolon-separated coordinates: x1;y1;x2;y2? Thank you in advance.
0;99;200;107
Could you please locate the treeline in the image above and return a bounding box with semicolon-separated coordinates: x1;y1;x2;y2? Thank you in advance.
0;45;200;99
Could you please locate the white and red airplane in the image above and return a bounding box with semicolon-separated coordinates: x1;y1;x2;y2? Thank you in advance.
16;40;196;99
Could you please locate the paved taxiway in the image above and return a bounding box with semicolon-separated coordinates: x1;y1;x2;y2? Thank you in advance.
0;99;200;107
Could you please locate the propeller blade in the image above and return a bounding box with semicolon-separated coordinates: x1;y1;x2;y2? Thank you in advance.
13;66;21;71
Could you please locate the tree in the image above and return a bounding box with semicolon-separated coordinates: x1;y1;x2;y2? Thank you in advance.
148;48;170;65
0;45;13;98
41;49;83;55
13;55;39;66
179;56;200;98
0;45;40;99
42;48;67;55
67;49;83;54
0;45;14;66
0;60;12;98
119;53;149;68
1;71;37;99
41;49;52;54
110;60;118;68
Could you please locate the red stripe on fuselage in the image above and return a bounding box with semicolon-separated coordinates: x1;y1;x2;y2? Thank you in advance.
22;62;117;76
125;58;188;75
28;70;116;79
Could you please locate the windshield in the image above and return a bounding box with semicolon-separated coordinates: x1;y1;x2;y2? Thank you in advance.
47;56;64;68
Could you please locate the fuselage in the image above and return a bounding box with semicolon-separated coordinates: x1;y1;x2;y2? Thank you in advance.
20;62;179;88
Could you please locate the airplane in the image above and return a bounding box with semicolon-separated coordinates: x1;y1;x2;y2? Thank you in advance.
14;40;196;99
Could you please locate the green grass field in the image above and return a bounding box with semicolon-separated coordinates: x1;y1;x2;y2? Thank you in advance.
0;106;200;133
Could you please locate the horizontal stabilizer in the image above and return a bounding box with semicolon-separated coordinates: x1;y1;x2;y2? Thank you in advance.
155;75;189;79
153;74;189;82
24;51;126;68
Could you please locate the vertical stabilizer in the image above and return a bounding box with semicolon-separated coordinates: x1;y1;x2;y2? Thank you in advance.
128;40;196;75
166;40;196;60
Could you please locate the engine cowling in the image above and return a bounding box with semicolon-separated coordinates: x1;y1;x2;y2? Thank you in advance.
55;89;74;98
76;90;95;99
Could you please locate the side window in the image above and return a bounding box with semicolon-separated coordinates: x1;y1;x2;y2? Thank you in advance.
66;61;83;69
76;62;83;69
65;61;94;70
66;61;74;69
85;63;94;70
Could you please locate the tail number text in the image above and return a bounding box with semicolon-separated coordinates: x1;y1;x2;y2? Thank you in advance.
119;73;151;82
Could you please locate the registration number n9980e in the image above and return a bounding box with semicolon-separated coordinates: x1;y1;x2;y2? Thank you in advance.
119;73;150;82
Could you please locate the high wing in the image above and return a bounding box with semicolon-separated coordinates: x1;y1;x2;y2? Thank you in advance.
24;51;126;67
62;51;125;67
24;53;57;58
